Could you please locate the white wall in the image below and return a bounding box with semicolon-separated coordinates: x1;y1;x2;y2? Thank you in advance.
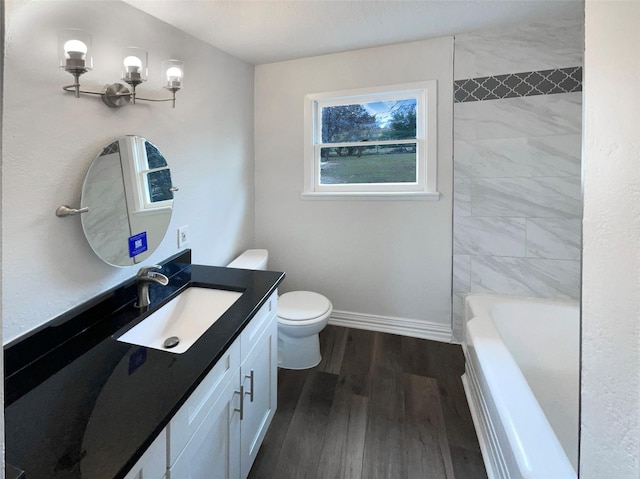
2;0;255;342
581;2;640;477
254;38;454;336
1;1;4;475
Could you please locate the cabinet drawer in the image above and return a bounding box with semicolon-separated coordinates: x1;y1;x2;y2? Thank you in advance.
241;291;277;356
167;338;240;466
123;429;167;479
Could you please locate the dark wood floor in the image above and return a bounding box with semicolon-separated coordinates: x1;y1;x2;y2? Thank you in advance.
248;325;487;479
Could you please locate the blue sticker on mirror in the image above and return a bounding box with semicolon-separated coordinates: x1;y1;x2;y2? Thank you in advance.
128;232;148;257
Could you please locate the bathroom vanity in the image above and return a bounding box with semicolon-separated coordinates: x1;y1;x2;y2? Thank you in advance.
4;251;284;479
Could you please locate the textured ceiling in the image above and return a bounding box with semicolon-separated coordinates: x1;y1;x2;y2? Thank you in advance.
123;0;584;65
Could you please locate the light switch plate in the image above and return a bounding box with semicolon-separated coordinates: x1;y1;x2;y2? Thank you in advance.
177;225;190;248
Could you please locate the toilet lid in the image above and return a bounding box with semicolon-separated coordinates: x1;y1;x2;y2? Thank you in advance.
278;291;331;321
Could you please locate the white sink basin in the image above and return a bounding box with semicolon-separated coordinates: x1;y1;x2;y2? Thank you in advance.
117;287;243;354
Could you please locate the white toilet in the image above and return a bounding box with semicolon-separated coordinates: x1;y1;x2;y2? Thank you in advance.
227;249;332;370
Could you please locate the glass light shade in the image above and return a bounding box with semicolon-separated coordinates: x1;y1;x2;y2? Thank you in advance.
162;59;185;91
58;29;93;72
122;47;148;84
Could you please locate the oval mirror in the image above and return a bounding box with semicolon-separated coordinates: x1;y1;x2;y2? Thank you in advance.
80;136;175;267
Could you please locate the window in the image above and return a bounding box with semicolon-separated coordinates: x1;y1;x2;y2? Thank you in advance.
143;141;173;206
127;137;174;212
303;81;438;199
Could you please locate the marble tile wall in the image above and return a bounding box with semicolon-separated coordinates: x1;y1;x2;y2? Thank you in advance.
454;18;584;81
452;19;584;341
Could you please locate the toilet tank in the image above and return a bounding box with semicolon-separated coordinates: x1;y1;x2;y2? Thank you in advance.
227;249;268;270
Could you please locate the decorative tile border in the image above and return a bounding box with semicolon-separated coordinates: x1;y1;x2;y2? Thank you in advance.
454;67;582;103
100;140;120;156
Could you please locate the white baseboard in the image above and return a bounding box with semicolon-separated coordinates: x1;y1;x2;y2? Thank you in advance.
329;310;452;343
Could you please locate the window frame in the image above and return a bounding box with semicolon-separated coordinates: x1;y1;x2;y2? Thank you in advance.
124;137;174;215
303;81;439;200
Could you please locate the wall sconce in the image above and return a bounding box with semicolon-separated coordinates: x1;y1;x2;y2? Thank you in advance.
59;29;184;108
58;28;93;98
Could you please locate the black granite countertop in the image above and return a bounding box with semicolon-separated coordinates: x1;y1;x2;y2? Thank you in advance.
4;251;284;479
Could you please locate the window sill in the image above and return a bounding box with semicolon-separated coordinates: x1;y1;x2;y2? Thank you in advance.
301;191;441;201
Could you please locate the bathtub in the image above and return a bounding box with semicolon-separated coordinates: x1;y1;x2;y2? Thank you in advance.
461;294;579;479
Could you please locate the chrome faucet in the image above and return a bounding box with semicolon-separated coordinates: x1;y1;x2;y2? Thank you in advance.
135;265;169;309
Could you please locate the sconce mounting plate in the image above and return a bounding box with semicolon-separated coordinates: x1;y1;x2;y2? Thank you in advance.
102;83;131;108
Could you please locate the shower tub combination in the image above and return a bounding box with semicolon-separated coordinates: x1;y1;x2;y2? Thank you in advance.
461;294;579;479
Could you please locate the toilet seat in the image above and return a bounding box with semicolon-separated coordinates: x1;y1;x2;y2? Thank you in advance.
278;291;331;321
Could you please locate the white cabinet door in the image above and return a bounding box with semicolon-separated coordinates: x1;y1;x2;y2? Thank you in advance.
167;339;241;466
240;316;278;479
124;430;167;479
169;376;242;479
